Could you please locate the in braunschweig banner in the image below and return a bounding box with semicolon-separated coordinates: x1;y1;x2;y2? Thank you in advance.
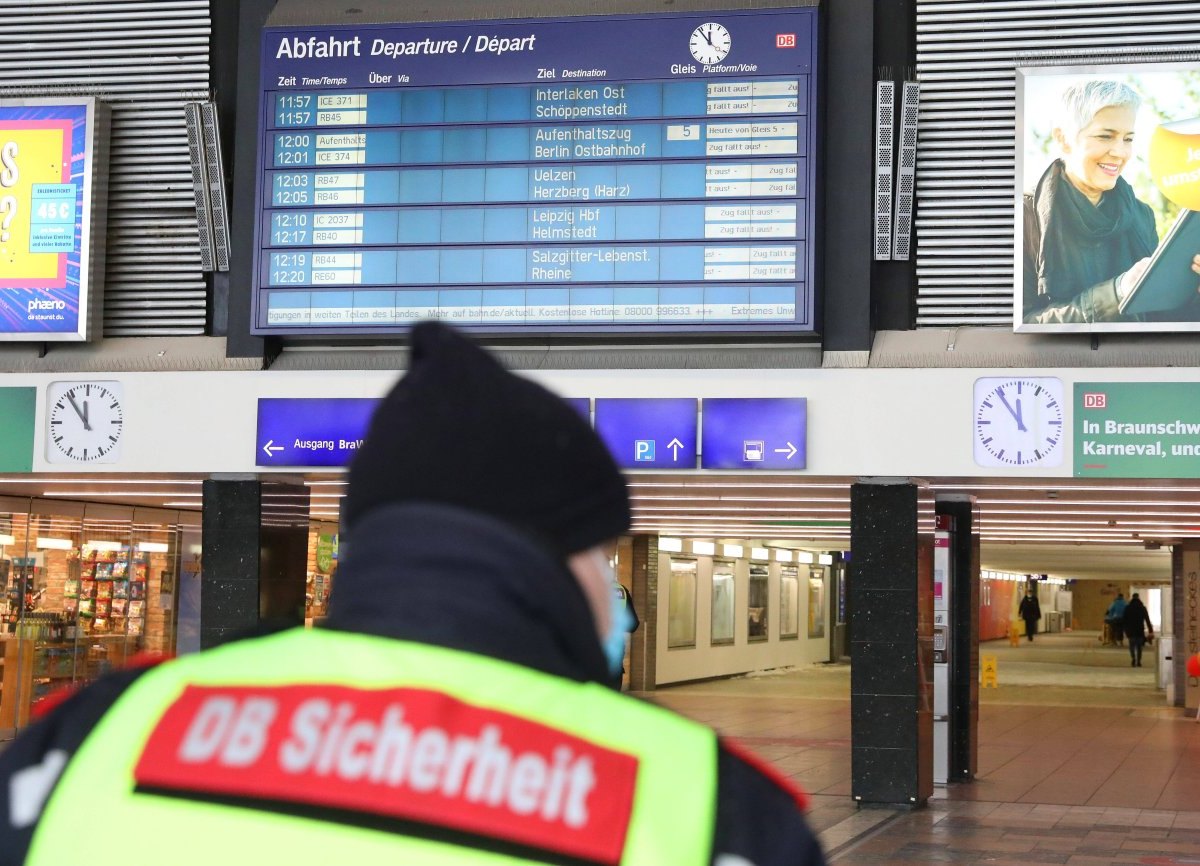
0;98;108;342
1016;64;1200;333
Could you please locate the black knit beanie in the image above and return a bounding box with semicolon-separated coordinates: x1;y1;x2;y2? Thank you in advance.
342;322;630;558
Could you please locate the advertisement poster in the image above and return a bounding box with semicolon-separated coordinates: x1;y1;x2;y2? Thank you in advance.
807;568;825;639
0;98;107;341
1074;382;1200;477
1016;64;1200;333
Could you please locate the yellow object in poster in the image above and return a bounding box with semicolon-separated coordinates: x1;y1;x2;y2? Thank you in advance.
1149;117;1200;212
0;126;70;281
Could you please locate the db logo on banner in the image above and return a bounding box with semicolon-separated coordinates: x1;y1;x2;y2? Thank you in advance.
1083;393;1107;409
776;33;796;47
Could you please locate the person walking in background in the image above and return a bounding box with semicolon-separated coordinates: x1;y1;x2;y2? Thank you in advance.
0;322;824;866
1123;591;1154;667
1105;592;1127;647
1019;586;1042;642
611;580;639;691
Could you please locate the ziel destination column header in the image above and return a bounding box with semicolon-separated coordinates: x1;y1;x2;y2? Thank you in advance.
253;9;818;337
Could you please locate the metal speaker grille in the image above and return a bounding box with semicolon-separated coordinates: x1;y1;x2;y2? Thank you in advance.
874;80;896;261
184;103;216;272
200;102;231;272
892;81;919;261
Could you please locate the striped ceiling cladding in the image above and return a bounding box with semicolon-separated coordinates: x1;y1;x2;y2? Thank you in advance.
914;0;1200;327
0;0;211;336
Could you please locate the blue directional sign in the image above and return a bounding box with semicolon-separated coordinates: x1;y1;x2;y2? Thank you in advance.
701;398;806;469
256;398;380;467
594;398;697;469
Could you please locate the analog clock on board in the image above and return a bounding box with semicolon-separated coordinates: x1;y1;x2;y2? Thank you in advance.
973;377;1064;468
689;22;731;65
46;381;125;464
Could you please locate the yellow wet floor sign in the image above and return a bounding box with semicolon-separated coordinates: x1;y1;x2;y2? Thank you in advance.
981;654;998;688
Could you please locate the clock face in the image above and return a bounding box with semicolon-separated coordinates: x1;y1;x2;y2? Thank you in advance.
973;377;1065;468
689;22;731;64
46;381;125;464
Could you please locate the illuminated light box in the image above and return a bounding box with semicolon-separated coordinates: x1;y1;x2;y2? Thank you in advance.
252;8;819;338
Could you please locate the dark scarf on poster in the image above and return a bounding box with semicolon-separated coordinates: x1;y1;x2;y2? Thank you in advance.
1032;158;1157;301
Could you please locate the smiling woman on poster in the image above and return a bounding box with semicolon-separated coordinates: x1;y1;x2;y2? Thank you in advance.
1022;79;1200;324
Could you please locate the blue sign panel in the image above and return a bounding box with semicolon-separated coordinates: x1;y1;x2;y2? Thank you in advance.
594;398;697;469
701;397;806;469
253;9;818;337
256;398;380;467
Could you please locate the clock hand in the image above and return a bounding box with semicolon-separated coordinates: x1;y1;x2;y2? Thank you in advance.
66;393;92;431
81;399;91;431
703;25;714;46
995;390;1027;432
1014;397;1025;431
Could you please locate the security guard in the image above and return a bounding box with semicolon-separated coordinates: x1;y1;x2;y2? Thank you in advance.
0;323;824;865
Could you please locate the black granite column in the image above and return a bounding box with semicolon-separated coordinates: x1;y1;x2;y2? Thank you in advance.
628;535;659;692
200;478;310;648
936;496;979;783
850;478;934;808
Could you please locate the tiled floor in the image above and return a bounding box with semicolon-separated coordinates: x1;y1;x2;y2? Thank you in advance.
645;633;1200;864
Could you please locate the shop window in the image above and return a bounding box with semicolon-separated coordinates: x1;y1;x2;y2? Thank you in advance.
808;568;827;639
307;523;339;626
711;562;735;645
667;558;697;649
748;564;768;642
780;566;799;640
1;499;187;740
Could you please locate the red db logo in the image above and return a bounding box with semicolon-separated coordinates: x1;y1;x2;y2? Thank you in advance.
1083;393;1107;408
776;33;796;48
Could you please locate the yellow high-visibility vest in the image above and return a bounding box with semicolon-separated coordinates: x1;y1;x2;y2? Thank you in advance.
29;628;717;866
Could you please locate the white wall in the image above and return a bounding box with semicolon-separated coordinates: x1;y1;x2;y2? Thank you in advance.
3;364;1199;477
655;547;831;685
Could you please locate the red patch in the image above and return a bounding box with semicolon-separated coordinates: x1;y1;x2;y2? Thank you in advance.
721;736;810;812
135;684;638;865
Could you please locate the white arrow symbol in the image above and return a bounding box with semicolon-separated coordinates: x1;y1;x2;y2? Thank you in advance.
773;442;798;460
667;437;684;460
262;439;284;457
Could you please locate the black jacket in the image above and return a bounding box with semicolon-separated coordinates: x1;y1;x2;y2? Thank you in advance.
1022;159;1157;325
0;503;824;866
1018;594;1041;622
1122;598;1153;641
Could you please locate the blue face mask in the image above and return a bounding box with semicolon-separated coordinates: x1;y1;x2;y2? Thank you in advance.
596;554;633;676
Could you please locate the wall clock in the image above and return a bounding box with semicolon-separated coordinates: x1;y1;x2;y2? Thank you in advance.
973;377;1064;468
46;381;125;464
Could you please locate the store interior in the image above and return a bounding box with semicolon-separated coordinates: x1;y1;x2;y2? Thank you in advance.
0;472;1184;736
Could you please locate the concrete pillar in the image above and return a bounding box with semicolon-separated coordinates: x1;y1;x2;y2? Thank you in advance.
1175;544;1200;713
200;478;310;649
850;478;935;808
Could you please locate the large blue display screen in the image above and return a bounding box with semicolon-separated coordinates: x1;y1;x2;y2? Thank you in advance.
253;9;819;336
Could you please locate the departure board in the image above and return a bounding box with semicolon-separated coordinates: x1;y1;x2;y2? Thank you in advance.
253;9;818;336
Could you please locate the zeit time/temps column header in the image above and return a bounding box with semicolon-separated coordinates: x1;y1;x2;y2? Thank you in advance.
252;9;819;337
